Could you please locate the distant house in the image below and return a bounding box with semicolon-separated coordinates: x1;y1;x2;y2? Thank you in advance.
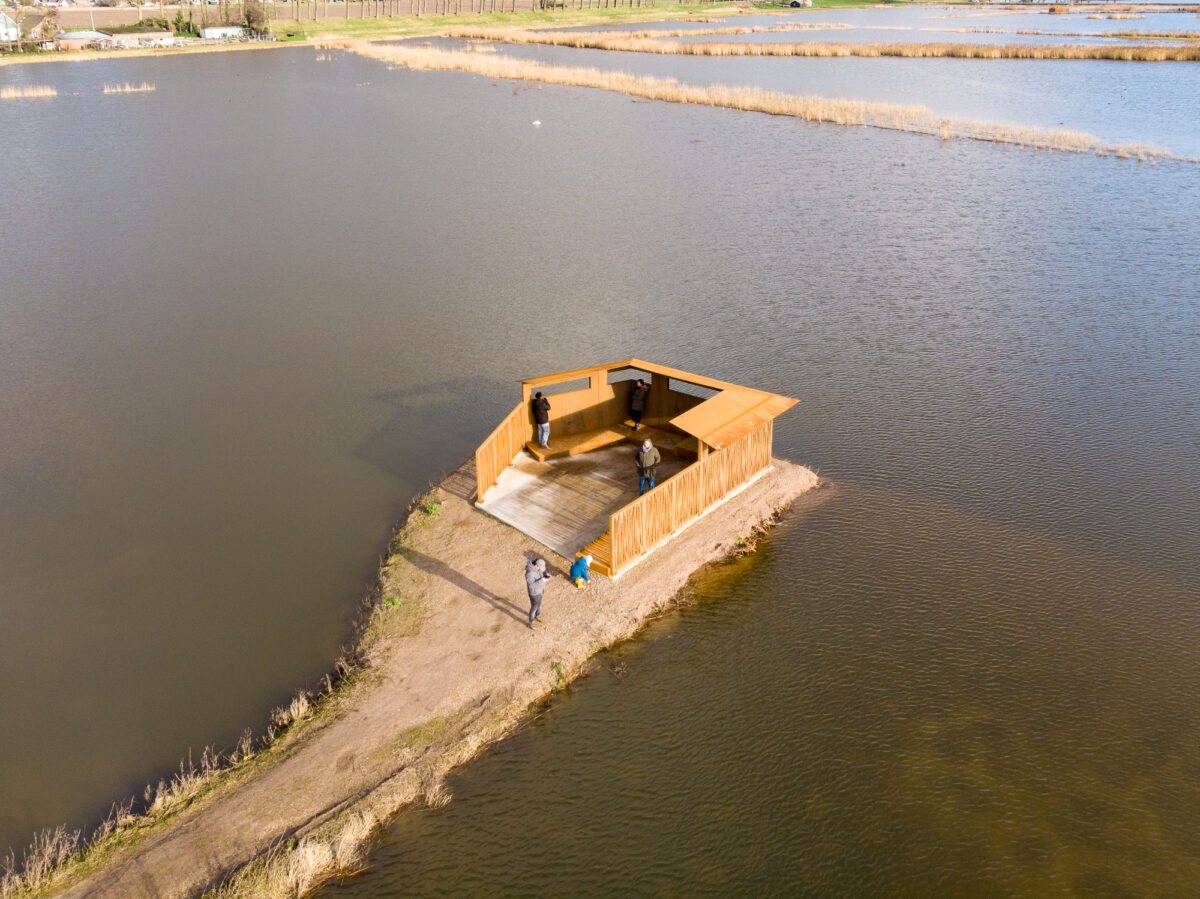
199;25;244;40
0;11;20;43
55;29;112;50
18;14;50;43
108;31;175;48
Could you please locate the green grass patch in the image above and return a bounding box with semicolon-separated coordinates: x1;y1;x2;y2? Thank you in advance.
753;0;937;6
267;2;766;40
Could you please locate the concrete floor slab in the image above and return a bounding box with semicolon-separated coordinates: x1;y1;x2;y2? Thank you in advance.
477;445;686;560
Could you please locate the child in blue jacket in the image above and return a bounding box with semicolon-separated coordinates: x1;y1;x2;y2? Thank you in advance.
570;554;593;588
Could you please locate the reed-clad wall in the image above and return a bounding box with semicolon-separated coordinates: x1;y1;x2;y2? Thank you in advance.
474;402;529;500
609;420;774;573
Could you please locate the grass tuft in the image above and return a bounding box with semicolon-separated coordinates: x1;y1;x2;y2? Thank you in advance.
1;826;80;895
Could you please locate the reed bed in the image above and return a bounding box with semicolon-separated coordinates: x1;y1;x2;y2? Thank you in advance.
606;22;852;37
207;811;380;899
102;81;156;94
455;22;849;42
446;28;1200;62
1020;3;1197;11
1109;29;1200;39
0;674;337;898
0;84;57;100
1018;28;1200;40
335;42;1185;162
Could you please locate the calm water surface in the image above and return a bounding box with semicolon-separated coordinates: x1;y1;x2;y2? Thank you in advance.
2;28;1199;894
327;485;1200;896
472;37;1200;156
584;6;1200;40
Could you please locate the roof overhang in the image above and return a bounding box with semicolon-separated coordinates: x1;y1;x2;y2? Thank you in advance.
669;388;797;450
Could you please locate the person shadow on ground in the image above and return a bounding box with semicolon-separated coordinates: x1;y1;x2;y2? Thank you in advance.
394;546;527;625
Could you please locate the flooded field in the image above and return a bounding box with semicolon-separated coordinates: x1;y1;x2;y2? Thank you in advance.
2;11;1199;893
465;9;1200;157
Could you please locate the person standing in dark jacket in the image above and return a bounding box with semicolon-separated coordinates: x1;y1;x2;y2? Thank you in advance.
525;558;550;627
531;391;551;449
629;379;649;430
635;438;661;495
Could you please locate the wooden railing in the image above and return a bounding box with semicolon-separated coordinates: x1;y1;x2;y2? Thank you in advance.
608;420;773;573
475;402;529;501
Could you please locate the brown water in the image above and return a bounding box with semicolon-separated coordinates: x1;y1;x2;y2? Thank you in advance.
327;486;1200;895
2;37;1199;893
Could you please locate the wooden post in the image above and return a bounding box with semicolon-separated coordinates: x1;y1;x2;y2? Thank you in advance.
647;374;669;427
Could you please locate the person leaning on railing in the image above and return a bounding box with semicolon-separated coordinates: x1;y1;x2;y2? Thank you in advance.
630;379;649;430
531;391;551;449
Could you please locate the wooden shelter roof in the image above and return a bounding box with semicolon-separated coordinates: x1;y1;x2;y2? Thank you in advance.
670;388;797;450
521;359;797;450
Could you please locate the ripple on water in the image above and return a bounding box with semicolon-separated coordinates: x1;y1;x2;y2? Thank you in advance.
325;484;1200;896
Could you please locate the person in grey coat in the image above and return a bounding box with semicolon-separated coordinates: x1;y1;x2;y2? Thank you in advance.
525;558;550;627
636;438;661;495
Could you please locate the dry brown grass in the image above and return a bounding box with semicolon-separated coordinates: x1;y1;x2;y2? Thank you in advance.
448;27;1200;62
0;84;57;100
261;812;377;896
0;676;342;898
421;770;453;809
102;81;156;94
1110;29;1200;39
334;42;1187;162
1018;28;1200;40
452;22;849;42
1;826;80;896
271;691;313;734
0;756;240;899
598;22;851;37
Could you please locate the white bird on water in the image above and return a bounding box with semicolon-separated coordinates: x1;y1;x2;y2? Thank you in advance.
532;120;542;127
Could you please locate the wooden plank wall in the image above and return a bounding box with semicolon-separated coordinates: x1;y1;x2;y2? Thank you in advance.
652;383;706;426
527;375;706;435
523;370;626;436
475;369;743;505
609;420;773;572
475;402;530;501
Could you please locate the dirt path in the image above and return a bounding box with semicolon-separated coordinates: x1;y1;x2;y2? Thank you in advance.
58;458;820;898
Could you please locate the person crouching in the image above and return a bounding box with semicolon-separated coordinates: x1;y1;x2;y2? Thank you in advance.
570;553;593;588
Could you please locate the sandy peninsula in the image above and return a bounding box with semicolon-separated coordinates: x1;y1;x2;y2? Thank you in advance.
37;456;821;897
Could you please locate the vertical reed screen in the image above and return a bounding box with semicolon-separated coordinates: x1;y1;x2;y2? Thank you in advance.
475;402;530;500
609;420;773;572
